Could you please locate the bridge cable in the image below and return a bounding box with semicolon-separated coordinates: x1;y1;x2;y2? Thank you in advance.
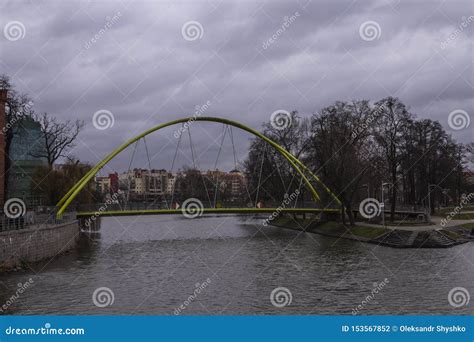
254;143;267;207
170;125;184;207
143;136;169;210
273;150;292;197
125;140;140;209
229;126;238;167
293;176;304;208
229;126;253;206
212;124;228;208
187;126;213;208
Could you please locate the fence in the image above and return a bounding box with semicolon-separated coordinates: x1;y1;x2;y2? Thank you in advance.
0;208;76;232
74;200;337;213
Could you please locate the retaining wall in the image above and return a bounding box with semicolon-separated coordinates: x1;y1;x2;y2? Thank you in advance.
0;221;80;270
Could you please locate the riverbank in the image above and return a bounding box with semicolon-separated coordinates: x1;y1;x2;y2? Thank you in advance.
0;221;80;272
269;216;472;248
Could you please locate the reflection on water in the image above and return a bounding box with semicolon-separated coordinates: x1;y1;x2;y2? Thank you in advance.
0;215;472;315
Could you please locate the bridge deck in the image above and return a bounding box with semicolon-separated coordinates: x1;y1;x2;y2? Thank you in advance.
76;208;340;218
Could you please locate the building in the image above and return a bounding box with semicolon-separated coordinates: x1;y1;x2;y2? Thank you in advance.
109;172;119;193
99;168;247;201
228;169;246;197
149;169;168;195
166;174;176;195
114;168;172;198
464;171;474;185
96;176;110;194
7;117;47;205
205;169;246;198
95;173;119;194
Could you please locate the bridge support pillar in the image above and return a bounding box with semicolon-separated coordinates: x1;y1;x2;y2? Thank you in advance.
78;216;102;232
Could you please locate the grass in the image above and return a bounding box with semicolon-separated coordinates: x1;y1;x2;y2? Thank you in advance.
438;205;474;213
315;221;344;231
317;222;387;239
441;230;460;240
459;223;474;230
270;217;390;240
436;205;474;220
348;225;388;239
434;212;474;220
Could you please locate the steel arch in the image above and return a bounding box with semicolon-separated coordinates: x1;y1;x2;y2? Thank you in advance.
56;116;341;217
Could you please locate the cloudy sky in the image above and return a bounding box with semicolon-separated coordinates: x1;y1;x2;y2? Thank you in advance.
1;0;472;174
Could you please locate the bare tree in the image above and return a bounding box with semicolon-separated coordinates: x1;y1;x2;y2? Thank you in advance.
32;112;84;168
244;112;311;202
308;100;375;225
372;97;413;221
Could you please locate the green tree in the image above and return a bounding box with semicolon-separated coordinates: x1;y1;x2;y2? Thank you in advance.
32;158;97;206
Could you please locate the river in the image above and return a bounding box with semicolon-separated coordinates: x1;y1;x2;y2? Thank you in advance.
1;215;472;315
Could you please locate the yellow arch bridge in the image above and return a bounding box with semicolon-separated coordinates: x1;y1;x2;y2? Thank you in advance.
56;117;342;219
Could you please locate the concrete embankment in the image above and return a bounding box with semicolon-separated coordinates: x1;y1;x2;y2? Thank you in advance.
270;216;472;248
0;221;80;272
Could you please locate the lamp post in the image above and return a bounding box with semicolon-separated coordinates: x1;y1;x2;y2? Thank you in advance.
442;188;451;207
428;184;448;216
381;182;392;229
361;184;369;199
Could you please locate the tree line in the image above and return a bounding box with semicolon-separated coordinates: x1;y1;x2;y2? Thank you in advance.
244;97;473;225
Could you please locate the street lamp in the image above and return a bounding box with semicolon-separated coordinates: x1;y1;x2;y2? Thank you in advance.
361;184;369;199
427;184;451;215
442;188;452;207
381;182;393;228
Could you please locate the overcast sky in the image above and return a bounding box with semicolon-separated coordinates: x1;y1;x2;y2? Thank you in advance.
1;0;472;175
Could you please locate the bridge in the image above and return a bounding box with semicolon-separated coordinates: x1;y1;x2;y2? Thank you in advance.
56;117;342;220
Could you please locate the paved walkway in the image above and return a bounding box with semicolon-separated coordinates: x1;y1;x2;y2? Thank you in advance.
359;216;473;231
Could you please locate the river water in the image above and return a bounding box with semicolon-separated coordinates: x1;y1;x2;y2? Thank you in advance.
1;215;473;315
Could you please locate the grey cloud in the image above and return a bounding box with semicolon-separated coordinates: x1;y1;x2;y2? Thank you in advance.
1;0;472;172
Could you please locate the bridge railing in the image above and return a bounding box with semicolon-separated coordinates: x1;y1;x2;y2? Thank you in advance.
0;208;77;232
75;200;337;213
